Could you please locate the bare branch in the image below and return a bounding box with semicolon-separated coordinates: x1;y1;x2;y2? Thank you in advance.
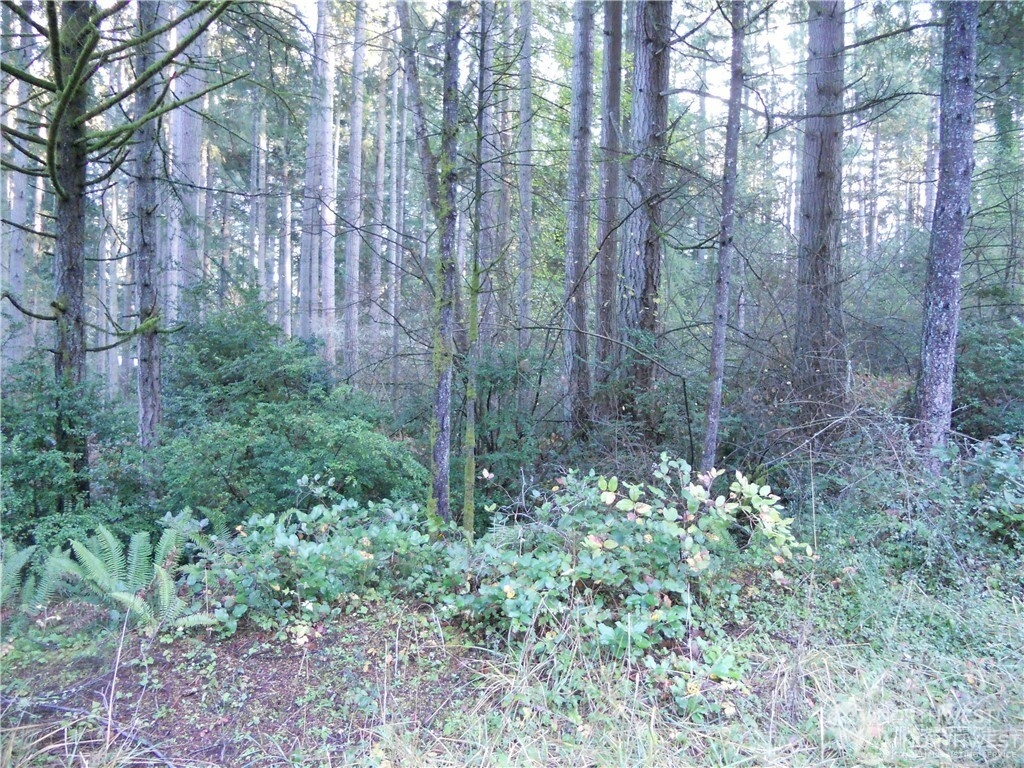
1;217;55;239
845;21;940;53
2;291;58;321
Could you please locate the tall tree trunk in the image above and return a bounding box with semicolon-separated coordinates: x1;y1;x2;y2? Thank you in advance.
923;96;940;233
298;0;331;342
135;0;163;453
398;0;462;523
201;130;214;304
617;0;671;420
320;73;339;365
343;0;367;376
2;1;35;373
515;0;534;413
564;0;595;436
51;1;95;502
279;159;294;337
594;0;622;417
463;0;494;541
794;0;848;416
101;189;121;399
368;24;390;366
217;188;231;307
914;1;978;467
389;54;408;399
249;96;269;307
865;122;881;264
477;0;501;342
700;0;744;473
431;0;462;524
167;0;206;322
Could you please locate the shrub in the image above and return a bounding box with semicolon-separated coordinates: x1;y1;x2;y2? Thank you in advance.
162;304;330;430
177;499;449;635
0;357;146;550
962;435;1024;550
445;455;810;663
158;398;427;528
158;305;426;528
954;319;1024;439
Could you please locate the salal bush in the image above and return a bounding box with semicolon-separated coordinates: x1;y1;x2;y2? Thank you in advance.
443;456;810;694
178;499;449;635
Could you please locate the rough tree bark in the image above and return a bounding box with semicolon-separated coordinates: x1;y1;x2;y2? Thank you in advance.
515;0;533;412
389;55;408;398
343;0;367;376
594;0;622;418
1;1;35;373
167;0;206;322
617;0;672;420
248;87;269;307
135;0;162;453
793;0;848;416
914;0;979;468
368;21;389;364
564;0;595;436
298;0;332;341
278;111;294;336
398;0;462;523
319;58;339;365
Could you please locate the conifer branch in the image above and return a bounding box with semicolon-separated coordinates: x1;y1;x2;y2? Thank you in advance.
75;1;230;128
0;60;56;93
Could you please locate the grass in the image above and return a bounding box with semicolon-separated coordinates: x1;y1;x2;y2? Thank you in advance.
5;575;1020;767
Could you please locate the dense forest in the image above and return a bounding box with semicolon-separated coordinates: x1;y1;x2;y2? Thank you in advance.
1;1;1022;766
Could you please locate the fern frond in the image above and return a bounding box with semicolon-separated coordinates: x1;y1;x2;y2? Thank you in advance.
30;547;79;611
126;531;153;593
19;573;37;611
154;528;182;571
111;591;155;631
173;612;218;630
1;543;37;606
93;525;128;584
70;539;122;595
153;565;177;617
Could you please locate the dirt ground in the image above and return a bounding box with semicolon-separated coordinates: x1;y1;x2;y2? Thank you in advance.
2;601;483;766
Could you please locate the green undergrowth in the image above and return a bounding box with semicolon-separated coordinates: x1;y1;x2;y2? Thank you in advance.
3;447;1022;767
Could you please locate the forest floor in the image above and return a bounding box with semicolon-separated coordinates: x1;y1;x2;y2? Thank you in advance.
3;574;1023;767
